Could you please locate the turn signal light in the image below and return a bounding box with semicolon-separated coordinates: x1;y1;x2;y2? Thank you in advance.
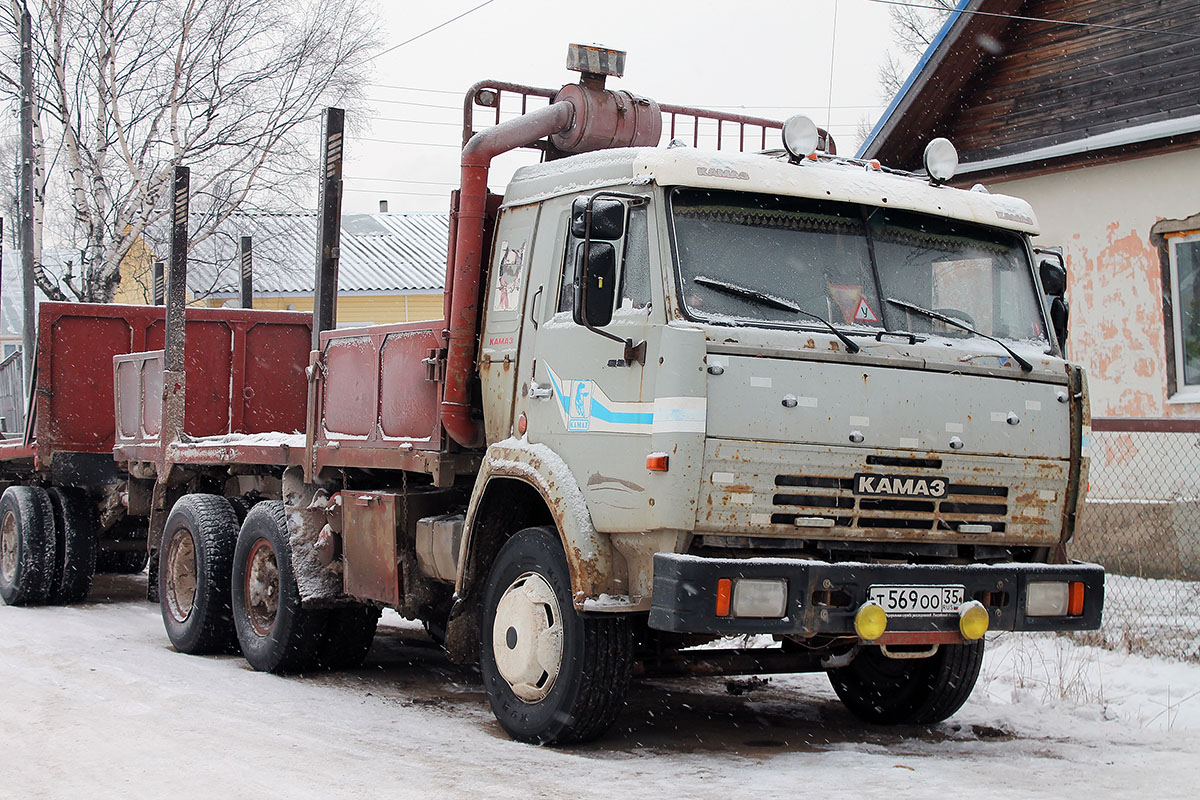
715;578;732;617
854;602;887;641
646;453;669;472
958;600;990;640
1068;581;1085;616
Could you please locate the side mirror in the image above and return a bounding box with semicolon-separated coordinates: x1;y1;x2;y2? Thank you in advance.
1038;254;1069;351
571;197;626;240
1039;256;1066;297
573;242;616;328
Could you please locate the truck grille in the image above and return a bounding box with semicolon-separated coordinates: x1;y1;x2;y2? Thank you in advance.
771;474;1009;533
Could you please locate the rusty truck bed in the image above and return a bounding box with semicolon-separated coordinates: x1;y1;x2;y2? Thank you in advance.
112;307;312;468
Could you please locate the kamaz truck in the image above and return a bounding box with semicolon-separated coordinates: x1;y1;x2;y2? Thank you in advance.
0;45;1102;745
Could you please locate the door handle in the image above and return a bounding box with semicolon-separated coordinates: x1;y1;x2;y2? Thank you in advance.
529;380;553;399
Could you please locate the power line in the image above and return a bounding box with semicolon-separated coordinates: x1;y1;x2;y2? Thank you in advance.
868;0;1200;41
343;187;453;198
371;0;498;62
345;175;458;186
367;83;463;95
364;90;885;113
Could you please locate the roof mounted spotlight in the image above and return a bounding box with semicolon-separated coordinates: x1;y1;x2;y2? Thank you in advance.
923;137;959;185
782;115;820;162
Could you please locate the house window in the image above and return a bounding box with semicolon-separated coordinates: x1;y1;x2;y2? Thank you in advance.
1168;232;1200;397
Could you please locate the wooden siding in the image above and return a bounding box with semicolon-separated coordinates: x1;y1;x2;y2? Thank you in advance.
871;0;1200;172
878;0;1200;170
944;0;1200;168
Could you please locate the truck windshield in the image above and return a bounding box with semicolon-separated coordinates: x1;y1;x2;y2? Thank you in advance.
669;188;1047;346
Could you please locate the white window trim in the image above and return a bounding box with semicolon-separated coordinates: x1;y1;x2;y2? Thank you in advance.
1168;231;1200;400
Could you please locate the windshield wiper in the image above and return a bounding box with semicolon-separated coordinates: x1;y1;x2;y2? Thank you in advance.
884;297;1033;372
693;275;861;354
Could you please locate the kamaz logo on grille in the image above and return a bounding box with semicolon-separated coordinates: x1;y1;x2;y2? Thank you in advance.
853;473;948;498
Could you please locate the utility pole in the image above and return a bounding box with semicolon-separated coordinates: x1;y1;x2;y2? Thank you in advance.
18;6;36;381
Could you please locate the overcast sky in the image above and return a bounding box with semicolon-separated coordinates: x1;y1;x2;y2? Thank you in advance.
343;0;901;214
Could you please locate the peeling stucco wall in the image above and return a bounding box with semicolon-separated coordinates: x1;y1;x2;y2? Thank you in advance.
992;147;1200;417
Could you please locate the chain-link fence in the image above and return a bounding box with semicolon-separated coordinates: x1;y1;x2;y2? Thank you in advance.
1071;418;1200;661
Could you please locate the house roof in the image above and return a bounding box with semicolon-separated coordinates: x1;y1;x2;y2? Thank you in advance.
860;0;1200;178
187;211;449;297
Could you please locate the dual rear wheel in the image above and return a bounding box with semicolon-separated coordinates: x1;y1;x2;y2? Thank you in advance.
0;485;97;606
158;495;377;673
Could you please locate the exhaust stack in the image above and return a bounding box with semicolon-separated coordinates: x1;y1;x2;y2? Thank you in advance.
439;45;661;448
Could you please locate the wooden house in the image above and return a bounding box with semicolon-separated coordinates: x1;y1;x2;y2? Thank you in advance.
861;0;1200;418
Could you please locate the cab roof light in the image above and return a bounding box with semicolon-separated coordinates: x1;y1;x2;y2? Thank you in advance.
923;137;958;185
782;115;820;162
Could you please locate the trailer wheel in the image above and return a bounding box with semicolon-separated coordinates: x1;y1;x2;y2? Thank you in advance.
159;495;240;654
827;641;985;725
0;486;56;606
480;527;633;744
232;501;328;673
312;605;381;671
46;488;98;605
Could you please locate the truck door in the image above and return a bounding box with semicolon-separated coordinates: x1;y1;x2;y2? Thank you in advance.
516;194;663;532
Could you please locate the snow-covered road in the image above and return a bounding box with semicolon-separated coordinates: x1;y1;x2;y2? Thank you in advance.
2;573;1196;798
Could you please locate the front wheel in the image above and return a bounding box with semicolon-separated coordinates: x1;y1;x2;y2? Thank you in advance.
231;501;328;673
479;527;633;745
828;641;985;724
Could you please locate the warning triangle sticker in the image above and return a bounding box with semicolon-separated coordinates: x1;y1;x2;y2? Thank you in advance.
854;297;879;322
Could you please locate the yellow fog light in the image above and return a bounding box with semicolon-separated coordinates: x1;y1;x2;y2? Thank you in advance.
958;600;990;640
854;602;888;641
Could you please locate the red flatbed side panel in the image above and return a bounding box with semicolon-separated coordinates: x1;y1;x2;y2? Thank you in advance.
38;303;162;459
243;322;310;433
318;320;445;458
34;302;311;468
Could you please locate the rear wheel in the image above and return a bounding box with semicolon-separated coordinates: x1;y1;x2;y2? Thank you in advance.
46;488;98;604
480;527;633;744
828;641;985;724
159;494;240;654
0;486;56;606
232;501;328;673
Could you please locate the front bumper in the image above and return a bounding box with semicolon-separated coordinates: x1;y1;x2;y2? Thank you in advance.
648;553;1104;637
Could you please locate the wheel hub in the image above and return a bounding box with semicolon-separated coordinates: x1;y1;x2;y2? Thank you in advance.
491;571;563;703
245;538;280;636
0;510;17;584
163;528;197;622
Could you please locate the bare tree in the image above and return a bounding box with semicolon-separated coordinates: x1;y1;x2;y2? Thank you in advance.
2;0;377;303
878;0;955;100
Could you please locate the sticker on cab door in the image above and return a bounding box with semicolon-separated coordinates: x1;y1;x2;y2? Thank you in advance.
492;240;525;311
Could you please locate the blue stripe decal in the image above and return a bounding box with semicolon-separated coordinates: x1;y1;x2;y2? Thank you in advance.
546;368;571;416
590;404;653;425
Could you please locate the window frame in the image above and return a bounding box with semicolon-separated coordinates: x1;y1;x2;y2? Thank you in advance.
1167;230;1200;401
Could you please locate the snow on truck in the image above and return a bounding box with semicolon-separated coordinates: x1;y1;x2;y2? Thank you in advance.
0;45;1102;744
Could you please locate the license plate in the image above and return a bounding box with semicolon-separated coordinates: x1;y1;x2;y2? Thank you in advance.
868;584;965;615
